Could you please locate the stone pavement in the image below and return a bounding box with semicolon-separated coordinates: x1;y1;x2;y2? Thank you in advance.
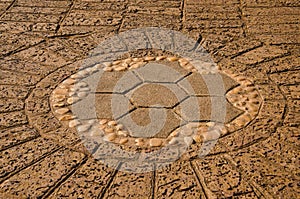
0;0;299;198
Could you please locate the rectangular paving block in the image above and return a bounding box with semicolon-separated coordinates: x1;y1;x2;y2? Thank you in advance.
103;167;153;198
155;161;205;198
247;23;299;34
229;150;299;199
257;84;285;100
0;58;52;76
0;85;30;99
0;148;85;198
0;12;63;23
281;84;300;99
16;0;72;8
0;125;38;151
233;46;288;65
26;96;50;116
193;156;255;198
121;14;181;31
248;132;299;176
243;7;300;16
250;55;300;74
0;98;24;113
30;113;61;134
0;111;27;129
62;12;122;26
0;70;41;86
269;70;300;85
49;158;116;198
9;6;68;14
284;99;300;126
0;137;60;181
216;38;262;58
14;46;70;67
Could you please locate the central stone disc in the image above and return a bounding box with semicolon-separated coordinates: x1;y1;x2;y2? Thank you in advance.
94;60;243;140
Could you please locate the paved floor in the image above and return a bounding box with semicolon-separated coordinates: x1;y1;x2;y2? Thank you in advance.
0;0;299;198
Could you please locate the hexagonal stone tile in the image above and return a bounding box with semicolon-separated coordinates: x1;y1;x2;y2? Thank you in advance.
118;108;181;138
175;96;244;123
92;70;142;93
178;72;239;96
129;83;188;108
135;62;189;83
96;93;134;119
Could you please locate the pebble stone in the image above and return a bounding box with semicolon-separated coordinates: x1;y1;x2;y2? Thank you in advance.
58;114;75;121
53;89;68;95
168;137;179;145
77;124;91;132
184;137;193;146
156;56;167;60
108;121;117;126
119;138;128;144
104;133;117;142
104;127;114;133
167;57;179;62
149;138;163;147
99;119;108;125
192;134;202;143
69;119;81;128
67;97;80;104
55;108;70;115
117;130;128;137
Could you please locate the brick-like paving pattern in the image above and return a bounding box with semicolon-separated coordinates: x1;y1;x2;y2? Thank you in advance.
0;0;299;198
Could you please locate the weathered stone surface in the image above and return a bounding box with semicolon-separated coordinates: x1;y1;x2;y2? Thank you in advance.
0;111;27;129
233;46;288;65
0;149;85;198
49;158;115;198
103;169;153;198
0;125;38;151
0;0;299;197
0;98;24;113
193;156;256;198
0;137;59;181
155;161;205;198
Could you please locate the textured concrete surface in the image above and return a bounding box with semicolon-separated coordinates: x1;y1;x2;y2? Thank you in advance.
0;0;299;198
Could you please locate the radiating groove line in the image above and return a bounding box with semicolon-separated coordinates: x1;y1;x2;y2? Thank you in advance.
98;162;122;199
151;164;156;199
229;43;263;59
189;161;210;199
55;0;75;33
0;146;63;184
42;155;89;199
0;39;46;59
0;0;16;18
0;135;40;153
